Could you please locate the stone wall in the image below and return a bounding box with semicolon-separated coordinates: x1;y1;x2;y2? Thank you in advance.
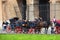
2;0;22;22
1;0;60;22
0;0;3;29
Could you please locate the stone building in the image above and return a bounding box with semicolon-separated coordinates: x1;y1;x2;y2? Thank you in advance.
0;0;60;29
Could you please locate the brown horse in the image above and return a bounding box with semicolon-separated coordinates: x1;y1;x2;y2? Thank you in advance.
35;21;49;34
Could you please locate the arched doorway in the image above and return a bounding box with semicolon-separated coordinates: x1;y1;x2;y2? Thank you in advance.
17;0;27;20
39;0;50;22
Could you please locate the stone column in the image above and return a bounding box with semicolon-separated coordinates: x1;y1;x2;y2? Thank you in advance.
0;0;3;29
34;0;39;18
6;0;17;19
12;0;22;19
56;1;60;20
50;0;60;20
2;0;7;22
26;0;34;21
50;0;56;20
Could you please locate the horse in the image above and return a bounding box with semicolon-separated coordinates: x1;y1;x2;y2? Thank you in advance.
35;21;50;34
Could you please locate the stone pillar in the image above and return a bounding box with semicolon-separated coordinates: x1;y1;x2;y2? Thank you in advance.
26;0;34;21
12;0;22;19
2;0;7;22
55;1;60;20
50;0;60;20
50;0;56;20
6;0;17;19
34;0;39;18
0;0;3;29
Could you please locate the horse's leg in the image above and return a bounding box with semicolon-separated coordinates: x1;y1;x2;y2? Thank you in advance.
45;27;48;34
37;28;40;34
39;27;42;34
35;28;39;34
